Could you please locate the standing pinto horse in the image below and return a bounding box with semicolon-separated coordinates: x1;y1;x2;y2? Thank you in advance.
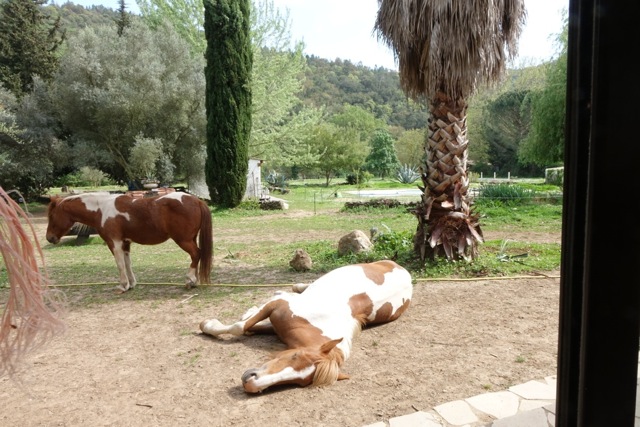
46;192;212;293
200;260;412;393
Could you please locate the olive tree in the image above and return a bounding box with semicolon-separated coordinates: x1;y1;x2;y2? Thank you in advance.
51;20;206;185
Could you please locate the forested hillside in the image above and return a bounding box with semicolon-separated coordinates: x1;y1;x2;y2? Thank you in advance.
45;1;119;31
302;56;428;130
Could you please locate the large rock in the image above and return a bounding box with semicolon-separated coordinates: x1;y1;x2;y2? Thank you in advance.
259;196;289;210
289;248;312;271
338;230;372;256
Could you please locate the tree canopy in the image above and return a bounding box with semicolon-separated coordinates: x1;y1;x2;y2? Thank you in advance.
479;89;543;176
307;123;367;186
519;20;568;168
365;129;399;178
248;1;322;168
51;19;206;185
0;0;65;97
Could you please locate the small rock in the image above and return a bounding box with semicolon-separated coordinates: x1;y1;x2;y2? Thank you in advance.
338;230;373;256
289;248;312;271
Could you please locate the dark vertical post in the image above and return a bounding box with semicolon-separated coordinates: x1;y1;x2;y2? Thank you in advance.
555;0;593;424
557;1;640;425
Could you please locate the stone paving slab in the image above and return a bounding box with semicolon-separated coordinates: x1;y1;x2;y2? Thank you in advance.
509;380;556;401
388;411;443;427
466;390;521;419
365;377;558;427
434;399;479;425
363;356;640;426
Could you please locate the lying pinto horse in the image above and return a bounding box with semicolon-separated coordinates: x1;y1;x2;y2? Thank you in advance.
46;192;212;293
200;260;412;393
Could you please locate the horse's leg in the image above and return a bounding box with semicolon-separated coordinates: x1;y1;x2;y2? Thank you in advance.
240;305;274;333
174;239;199;289
200;300;279;337
108;239;131;293
122;240;136;289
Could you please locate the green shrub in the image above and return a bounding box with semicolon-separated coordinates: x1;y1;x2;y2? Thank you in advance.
342;198;410;211
372;229;414;254
345;170;372;185
55;168;112;188
476;183;534;206
55;172;83;187
235;200;260;210
308;228;416;272
79;166;108;187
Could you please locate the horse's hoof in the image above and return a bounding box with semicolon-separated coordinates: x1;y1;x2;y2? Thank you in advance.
292;283;308;293
200;319;224;336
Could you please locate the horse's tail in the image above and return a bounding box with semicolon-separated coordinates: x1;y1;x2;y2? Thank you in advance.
198;200;213;284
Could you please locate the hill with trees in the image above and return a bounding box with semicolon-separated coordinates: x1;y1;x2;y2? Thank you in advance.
44;1;120;31
302;56;428;130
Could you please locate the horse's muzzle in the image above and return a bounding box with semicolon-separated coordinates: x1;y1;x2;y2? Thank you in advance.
241;368;261;393
46;235;60;244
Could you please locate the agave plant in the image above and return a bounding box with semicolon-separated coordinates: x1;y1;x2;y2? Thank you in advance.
396;164;420;184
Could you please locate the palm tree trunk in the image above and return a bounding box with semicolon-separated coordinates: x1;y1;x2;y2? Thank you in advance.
414;92;483;261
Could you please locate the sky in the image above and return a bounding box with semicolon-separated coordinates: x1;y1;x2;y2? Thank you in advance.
60;0;568;70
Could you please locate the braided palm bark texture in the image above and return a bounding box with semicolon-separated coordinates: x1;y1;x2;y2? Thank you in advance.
414;94;483;261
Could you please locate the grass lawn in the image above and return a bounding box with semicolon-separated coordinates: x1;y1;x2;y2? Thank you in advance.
0;178;563;290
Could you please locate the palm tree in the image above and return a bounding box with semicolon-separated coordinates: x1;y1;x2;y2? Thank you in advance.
375;0;526;262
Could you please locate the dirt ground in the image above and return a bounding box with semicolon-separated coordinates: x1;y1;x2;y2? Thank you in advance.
0;214;560;427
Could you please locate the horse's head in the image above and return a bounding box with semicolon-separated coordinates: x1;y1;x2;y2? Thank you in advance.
241;338;349;393
46;196;75;244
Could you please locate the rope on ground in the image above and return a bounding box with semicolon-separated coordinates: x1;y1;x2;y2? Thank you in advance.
47;273;560;289
49;282;293;288
416;273;561;282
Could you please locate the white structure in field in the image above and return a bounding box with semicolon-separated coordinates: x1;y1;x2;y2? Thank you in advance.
244;159;265;199
188;159;265;201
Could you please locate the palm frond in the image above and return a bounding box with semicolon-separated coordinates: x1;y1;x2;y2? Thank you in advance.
375;0;526;100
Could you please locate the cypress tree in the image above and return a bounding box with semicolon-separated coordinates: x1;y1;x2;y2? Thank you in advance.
0;0;65;97
115;0;132;37
203;0;252;207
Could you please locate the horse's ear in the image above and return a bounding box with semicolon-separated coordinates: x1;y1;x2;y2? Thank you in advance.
320;338;343;354
337;372;350;381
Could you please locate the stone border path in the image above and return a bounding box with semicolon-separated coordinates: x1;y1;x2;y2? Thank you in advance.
364;355;640;426
363;375;556;427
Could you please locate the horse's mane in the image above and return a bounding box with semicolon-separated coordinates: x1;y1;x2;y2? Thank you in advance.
312;347;346;387
47;196;61;214
0;188;66;379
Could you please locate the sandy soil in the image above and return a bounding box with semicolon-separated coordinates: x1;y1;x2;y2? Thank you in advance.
0;212;560;427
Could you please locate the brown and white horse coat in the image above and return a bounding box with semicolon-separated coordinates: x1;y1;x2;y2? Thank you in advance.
200;260;412;393
46;192;212;293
